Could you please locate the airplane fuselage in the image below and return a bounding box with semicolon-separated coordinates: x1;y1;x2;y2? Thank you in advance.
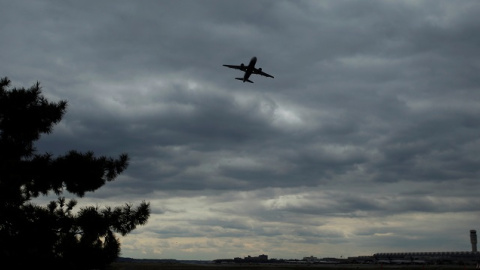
243;57;257;82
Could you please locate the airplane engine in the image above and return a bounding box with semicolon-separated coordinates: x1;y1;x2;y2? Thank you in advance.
241;63;244;68
258;68;262;72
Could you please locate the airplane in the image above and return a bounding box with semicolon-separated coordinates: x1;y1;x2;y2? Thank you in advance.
223;56;274;83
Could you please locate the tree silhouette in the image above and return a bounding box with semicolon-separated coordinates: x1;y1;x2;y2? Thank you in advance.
0;77;150;269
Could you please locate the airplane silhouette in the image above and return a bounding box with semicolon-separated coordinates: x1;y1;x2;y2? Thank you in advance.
223;56;274;83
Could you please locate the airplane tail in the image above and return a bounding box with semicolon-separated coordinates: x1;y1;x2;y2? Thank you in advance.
235;78;253;83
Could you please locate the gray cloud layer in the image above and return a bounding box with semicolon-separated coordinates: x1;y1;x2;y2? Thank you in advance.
2;0;480;260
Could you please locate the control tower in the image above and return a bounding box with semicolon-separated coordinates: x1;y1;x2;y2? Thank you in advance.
470;230;477;252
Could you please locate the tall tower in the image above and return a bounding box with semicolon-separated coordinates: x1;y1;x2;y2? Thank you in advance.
470;230;477;252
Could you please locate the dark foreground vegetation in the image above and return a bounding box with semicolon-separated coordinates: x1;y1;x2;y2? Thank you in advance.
110;262;476;270
0;77;150;269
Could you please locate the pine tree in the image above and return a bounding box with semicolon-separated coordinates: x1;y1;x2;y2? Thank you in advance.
0;77;150;269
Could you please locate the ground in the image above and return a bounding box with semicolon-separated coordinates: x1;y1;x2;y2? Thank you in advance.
109;262;474;270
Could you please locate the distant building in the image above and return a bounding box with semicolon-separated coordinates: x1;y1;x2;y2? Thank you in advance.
303;256;319;262
373;252;479;265
244;254;268;262
347;255;374;264
471;230;477;252
215;254;270;263
372;229;480;265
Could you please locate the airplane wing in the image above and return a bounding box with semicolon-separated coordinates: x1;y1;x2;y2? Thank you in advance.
223;64;247;71
253;67;274;78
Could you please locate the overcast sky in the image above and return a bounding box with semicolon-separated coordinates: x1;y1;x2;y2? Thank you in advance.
2;0;480;260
